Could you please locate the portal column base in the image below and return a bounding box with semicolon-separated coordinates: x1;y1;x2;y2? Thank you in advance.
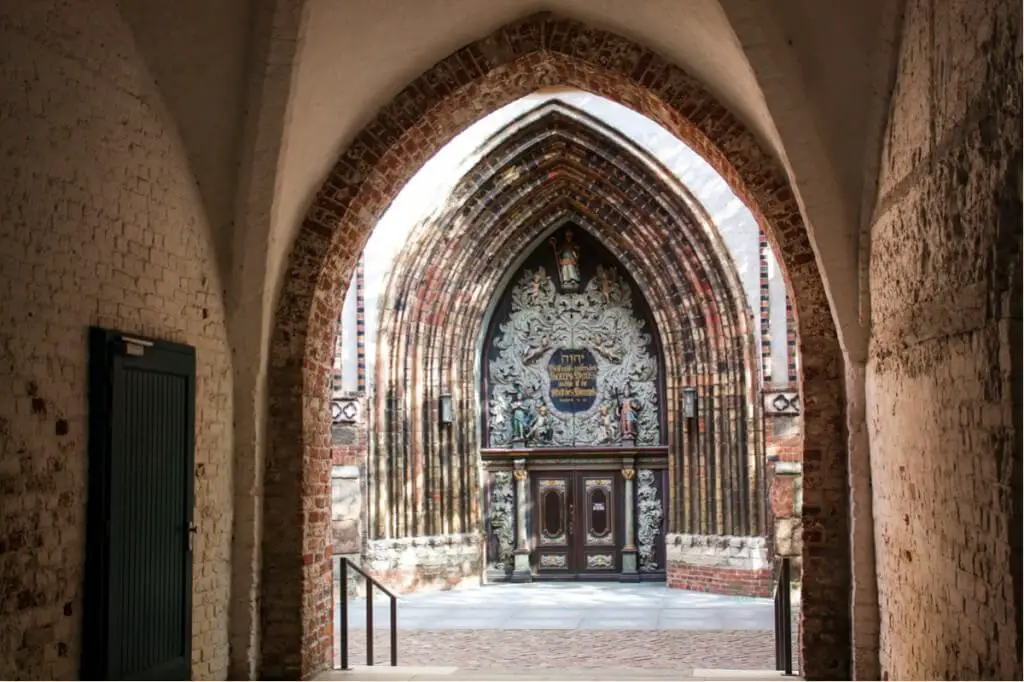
620;548;640;581
511;550;533;582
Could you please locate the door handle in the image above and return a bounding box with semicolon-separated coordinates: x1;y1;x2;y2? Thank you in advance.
187;523;198;553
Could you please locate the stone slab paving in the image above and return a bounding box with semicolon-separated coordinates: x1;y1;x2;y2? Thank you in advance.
333;583;799;673
338;582;778;631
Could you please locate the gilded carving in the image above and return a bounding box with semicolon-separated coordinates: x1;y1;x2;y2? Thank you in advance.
540;533;566;545
488;256;660;448
540;553;568;569
586;553;615;569
539;479;567;492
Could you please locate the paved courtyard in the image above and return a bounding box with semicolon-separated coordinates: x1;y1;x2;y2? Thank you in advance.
335;583;796;672
339;582;775;630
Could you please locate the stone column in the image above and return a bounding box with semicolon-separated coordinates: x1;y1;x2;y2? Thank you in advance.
620;468;639;581
511;460;532;582
847;361;880;680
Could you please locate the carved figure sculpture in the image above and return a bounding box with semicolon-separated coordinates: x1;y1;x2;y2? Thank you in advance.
526;404;554;444
488;263;661;447
618;384;641;441
598;403;616;443
549;230;581;290
509;387;533;441
529;270;546;304
597;265;614;304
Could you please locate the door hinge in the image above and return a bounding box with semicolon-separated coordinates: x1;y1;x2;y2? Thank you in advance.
188;523;198;552
121;336;153;357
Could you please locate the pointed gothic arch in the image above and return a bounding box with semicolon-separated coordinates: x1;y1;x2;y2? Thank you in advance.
262;14;849;679
368;104;764;563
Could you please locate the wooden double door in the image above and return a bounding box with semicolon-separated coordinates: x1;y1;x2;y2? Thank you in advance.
532;471;622;578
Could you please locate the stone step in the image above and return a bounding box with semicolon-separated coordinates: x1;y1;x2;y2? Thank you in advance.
316;666;800;681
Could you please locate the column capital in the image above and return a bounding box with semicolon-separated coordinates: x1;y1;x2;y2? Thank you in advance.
513;469;528;481
621;468;635;480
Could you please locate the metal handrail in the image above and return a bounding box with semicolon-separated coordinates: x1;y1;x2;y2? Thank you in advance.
774;556;794;676
336;556;398;669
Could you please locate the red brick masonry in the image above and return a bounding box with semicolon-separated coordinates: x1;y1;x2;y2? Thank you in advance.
667;563;771;598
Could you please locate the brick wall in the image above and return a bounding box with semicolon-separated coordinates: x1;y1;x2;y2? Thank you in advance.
667;564;772;598
764;407;803;578
267;15;850;679
0;4;233;679
330;394;367;559
867;1;1021;679
665;534;771;598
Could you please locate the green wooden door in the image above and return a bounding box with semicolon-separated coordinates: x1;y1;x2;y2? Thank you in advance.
84;328;195;680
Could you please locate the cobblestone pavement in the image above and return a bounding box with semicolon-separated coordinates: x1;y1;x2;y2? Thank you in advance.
334;583;799;673
339;629;777;671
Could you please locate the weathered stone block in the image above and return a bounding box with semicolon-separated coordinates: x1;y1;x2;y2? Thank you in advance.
362;533;483;594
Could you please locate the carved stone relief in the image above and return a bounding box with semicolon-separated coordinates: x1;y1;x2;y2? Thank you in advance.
586;553;615;569
637;469;663;572
487;472;515;570
540;553;568;569
487;260;660;448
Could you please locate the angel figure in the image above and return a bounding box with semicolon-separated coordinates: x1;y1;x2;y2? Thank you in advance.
529;270;546;305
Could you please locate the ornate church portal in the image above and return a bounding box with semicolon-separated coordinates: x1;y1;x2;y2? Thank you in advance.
359;105;773;598
482;226;668;581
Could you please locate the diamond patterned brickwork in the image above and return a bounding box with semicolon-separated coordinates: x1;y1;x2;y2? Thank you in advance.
262;13;849;680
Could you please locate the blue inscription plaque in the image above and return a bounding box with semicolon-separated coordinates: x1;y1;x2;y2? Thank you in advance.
548;348;599;413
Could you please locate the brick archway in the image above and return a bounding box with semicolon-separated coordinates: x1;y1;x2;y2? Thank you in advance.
369;102;764;553
262;12;849;680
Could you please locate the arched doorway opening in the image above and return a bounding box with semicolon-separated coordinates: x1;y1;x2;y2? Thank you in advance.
361;102;770;592
261;14;848;680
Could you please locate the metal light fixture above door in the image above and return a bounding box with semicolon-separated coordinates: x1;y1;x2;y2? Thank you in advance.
439;392;453;424
682;387;698;419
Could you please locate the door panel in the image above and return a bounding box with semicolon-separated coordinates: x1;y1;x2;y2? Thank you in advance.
84;328;195;681
577;475;618;574
533;474;573;574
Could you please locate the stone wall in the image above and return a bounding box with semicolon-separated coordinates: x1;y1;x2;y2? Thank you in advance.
0;3;233;678
331;393;367;468
867;1;1021;679
363;534;484;594
331;466;362;556
665;534;771;597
